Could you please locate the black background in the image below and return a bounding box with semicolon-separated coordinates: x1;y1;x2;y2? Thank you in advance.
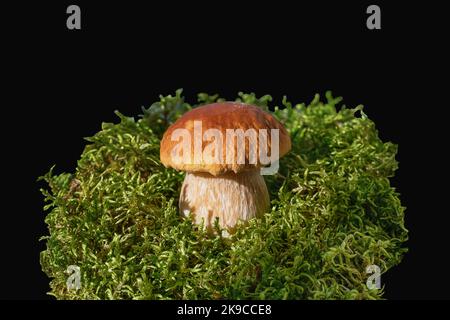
2;1;448;301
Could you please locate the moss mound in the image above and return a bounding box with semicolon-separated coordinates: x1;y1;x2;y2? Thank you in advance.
40;90;407;299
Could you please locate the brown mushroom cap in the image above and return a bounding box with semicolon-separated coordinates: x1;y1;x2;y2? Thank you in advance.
160;102;291;176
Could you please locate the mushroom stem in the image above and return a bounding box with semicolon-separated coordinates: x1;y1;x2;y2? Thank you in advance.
179;170;270;233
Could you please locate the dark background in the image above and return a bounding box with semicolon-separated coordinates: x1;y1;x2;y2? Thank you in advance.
2;1;448;300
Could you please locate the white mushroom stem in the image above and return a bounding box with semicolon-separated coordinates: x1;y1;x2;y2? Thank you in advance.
179;170;270;233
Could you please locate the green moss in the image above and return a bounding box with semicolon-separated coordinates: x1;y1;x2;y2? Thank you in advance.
39;90;407;299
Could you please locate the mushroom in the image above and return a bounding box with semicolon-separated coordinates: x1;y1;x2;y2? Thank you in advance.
160;102;291;234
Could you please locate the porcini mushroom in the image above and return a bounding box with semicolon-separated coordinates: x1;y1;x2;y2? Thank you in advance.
160;102;291;234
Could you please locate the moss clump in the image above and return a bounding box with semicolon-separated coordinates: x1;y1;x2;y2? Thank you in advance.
39;90;407;299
